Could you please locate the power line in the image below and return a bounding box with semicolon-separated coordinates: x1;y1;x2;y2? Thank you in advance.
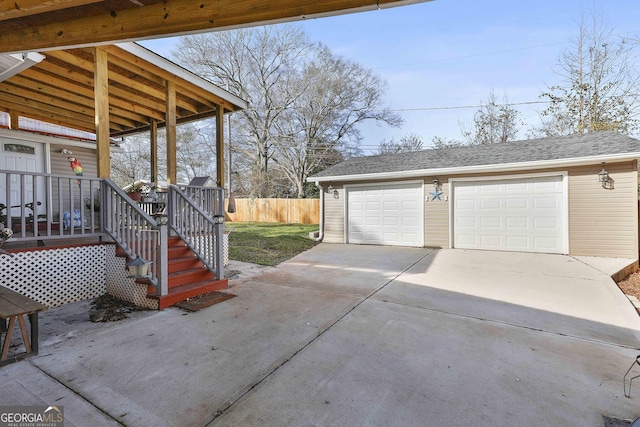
382;99;550;113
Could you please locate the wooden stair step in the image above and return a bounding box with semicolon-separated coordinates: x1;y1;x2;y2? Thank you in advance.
148;279;229;310
168;267;216;288
168;256;203;273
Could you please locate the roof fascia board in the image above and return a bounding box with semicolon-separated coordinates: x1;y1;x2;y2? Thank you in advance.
114;43;248;110
0;52;45;82
307;152;640;183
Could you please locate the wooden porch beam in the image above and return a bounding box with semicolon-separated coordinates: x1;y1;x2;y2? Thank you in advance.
94;47;110;178
0;0;102;20
4;77;150;126
0;83;138;129
0;101;100;133
8;109;19;129
0;90;112;130
46;50;196;113
15;70;166;121
166;81;177;185
0;0;426;53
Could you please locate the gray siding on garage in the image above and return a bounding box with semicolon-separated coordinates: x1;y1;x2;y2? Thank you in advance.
424;179;449;248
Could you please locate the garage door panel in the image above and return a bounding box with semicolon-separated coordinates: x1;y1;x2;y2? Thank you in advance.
534;217;558;229
480;217;501;228
454;176;565;254
506;236;529;248
347;182;423;247
383;201;398;211
402;217;418;227
507;198;528;209
506;217;527;228
383;216;398;226
480;234;501;247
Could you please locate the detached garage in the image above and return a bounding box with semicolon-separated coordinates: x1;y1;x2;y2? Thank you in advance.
308;131;640;260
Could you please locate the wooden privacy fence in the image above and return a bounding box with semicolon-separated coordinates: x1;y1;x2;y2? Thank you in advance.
225;198;319;224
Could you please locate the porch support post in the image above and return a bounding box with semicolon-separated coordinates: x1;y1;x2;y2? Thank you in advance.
158;223;169;296
214;190;224;281
215;106;225;189
165;81;177;185
150;119;158;185
94;47;110;178
8;110;19;130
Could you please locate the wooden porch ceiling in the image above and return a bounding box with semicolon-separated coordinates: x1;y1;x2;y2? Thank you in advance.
0;0;432;54
0;43;246;137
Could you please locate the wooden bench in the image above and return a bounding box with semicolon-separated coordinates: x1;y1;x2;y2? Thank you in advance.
0;286;48;365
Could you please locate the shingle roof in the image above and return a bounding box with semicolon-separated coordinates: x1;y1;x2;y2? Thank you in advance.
309;131;640;181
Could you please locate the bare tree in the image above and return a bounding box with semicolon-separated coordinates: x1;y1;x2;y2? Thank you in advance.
172;25;401;198
376;133;424;154
273;44;401;197
463;90;522;145
173;27;310;196
537;12;640;136
430;136;465;149
111;123;220;188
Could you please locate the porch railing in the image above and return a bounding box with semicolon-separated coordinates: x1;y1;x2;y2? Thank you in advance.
169;184;225;281
101;179;167;294
0;169;103;243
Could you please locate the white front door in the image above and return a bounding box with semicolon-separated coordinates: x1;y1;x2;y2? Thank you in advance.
0;139;46;217
452;175;566;254
347;181;424;247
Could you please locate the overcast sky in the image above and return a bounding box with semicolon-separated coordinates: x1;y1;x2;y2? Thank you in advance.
141;0;640;152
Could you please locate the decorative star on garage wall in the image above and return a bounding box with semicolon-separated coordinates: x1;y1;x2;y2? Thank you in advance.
429;188;443;201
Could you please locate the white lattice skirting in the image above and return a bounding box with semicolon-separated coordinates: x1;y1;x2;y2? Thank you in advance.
105;245;158;310
0;245;107;307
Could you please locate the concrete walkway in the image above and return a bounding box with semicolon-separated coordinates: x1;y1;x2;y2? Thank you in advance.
1;245;640;426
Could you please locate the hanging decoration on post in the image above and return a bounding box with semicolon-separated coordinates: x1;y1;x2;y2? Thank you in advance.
68;156;83;186
227;192;236;214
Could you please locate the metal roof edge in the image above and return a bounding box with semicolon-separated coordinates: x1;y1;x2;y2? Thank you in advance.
307;152;640;183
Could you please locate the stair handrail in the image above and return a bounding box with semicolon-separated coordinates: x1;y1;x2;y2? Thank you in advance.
167;184;224;281
101;179;166;291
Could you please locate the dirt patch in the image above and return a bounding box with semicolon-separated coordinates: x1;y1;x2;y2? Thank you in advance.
89;294;150;322
617;271;640;302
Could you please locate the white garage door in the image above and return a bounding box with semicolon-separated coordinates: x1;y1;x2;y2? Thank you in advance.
453;175;566;254
347;182;423;247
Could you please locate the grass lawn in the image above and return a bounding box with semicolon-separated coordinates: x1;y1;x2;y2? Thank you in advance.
226;222;319;266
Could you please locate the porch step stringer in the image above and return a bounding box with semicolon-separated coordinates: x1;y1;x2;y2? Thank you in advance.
115;235;228;310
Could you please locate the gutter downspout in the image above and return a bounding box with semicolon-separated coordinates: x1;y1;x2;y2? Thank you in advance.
314;182;324;242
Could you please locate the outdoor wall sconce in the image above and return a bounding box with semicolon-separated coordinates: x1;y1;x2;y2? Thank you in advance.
155;214;169;226
59;148;73;155
126;256;152;278
433;178;439;190
213;214;225;224
599;162;614;189
327;183;339;199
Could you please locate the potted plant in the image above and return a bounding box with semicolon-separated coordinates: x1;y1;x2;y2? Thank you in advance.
127;182;148;202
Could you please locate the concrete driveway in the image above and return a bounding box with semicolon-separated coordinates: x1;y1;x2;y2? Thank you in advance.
2;244;640;426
